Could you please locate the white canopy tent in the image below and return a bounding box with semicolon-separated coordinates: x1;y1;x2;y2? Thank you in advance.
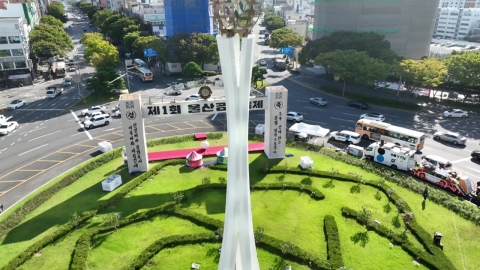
289;123;330;137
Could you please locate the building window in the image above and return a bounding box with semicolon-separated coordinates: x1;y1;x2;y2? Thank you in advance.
0;37;7;44
14;61;27;69
0;50;12;57
8;36;21;44
11;49;24;56
14;24;19;29
2;62;14;69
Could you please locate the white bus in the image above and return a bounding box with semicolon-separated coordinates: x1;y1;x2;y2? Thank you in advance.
355;119;426;150
135;67;153;82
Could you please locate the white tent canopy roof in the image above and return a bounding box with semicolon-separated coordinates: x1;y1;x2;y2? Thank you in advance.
289;123;330;137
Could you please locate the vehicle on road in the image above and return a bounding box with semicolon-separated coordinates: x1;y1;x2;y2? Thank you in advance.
0;121;18;135
63;78;73;86
360;112;385;122
51;59;66;78
83;114;111;129
259;59;267;66
422;155;453;170
112;109;121;118
7;100;26;110
134;67;153;82
329;130;362;144
347;100;369;109
46;87;63;98
471;150;480;160
286;112;303;122
185;94;202;101
0;115;12;124
443;109;468;118
81;111;103;123
81;105;107;116
355;119;426;150
309;97;327;106
273;59;286;71
68;66;76;72
364;141;417;171
433;131;467;145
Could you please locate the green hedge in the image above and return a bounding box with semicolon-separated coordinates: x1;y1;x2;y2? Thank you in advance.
324;215;343;268
146;132;223;148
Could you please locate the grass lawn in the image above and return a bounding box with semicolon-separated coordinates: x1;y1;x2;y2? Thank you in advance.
1;139;479;269
72;93;118;107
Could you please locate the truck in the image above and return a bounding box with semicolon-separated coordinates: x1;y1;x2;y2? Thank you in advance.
46;86;64;99
364;141;416;171
273;59;286;71
0;115;12;124
52;59;66;78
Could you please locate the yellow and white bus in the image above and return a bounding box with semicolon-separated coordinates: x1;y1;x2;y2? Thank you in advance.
135;67;153;82
355;119;426;150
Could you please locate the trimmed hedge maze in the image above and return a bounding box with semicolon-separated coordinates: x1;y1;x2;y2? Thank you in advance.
2;132;476;269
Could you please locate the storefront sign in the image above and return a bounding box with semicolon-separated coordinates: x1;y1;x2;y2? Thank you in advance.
8;74;30;79
120;94;148;173
141;97;267;117
264;86;287;159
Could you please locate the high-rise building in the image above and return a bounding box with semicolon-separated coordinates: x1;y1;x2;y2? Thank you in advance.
0;0;41;30
434;7;480;39
164;0;210;37
313;0;440;59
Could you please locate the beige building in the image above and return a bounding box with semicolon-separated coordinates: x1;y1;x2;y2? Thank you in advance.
313;0;440;59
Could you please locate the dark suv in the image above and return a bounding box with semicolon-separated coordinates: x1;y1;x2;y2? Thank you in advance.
472;150;480;160
347;100;369;109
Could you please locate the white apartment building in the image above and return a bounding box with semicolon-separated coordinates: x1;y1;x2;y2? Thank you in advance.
439;0;480;8
435;7;480;39
0;17;33;86
0;0;40;30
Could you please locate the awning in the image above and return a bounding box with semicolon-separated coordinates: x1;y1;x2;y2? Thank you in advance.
289;123;330;137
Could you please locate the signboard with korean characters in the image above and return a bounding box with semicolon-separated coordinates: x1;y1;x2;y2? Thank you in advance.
119;94;149;173
264;86;288;159
141;97;267;117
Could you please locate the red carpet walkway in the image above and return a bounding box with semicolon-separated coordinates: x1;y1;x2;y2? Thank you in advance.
148;142;265;162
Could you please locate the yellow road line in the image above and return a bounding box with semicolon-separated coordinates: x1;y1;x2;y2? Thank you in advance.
16;169;45;172
38;160;62;163
0;180;25;183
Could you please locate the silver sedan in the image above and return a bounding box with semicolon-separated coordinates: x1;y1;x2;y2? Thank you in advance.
433;131;467;145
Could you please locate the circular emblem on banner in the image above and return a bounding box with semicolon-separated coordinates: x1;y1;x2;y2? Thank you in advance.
198;86;212;100
274;101;283;110
126;110;137;120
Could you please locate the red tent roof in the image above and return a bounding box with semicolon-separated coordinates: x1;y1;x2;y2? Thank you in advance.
186;151;202;161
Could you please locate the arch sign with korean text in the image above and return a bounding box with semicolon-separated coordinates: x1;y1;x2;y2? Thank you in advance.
119;86;288;174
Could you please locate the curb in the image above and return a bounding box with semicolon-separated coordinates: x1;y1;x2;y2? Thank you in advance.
69;100;117;111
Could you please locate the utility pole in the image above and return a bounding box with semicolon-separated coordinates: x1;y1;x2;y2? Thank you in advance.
125;61;131;93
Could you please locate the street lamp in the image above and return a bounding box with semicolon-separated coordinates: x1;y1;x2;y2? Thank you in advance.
109;66;135;93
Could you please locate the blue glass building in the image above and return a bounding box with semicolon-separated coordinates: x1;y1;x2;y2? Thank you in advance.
164;0;211;37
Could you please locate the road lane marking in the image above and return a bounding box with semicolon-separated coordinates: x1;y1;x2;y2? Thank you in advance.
70;110;92;140
211;113;218;120
467;167;480;173
451;157;473;164
19;126;47;135
18;143;48;156
28;130;63;142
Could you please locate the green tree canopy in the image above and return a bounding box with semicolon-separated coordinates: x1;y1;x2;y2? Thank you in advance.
167;33;194;69
102;14;122;35
183;62;203;78
315;50;389;95
251;66;268;87
269;27;303;49
78;2;96;19
92;9;115;28
108;18;139;44
188;33;219;69
40;15;63;29
300;31;399;65
124;31;141;53
82;33;120;70
445;51;480;87
30;24;73;58
87;67;125;96
265;15;285;32
47;2;67;23
400;58;447;92
133;35;158;52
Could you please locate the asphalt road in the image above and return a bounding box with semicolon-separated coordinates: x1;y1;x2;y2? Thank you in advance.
0;15;479;214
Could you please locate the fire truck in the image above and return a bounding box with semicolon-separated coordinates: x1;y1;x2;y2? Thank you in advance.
413;161;477;196
365;141;417;171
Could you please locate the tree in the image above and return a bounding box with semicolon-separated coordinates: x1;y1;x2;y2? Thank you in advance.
269;27;303;49
188;33;219;69
108;18;139;44
82;33;120;70
265;15;285;32
445;51;480;89
30;24;73;58
251;66;267;87
78;2;96;19
123;31;141;53
133;35;158;53
400;58;447;101
102;14;122;35
167;33;194;69
92;9;115;28
103;213;120;230
87;67;125;96
40;15;63;29
150;38;170;74
315;50;388;95
299;31;399;65
183;62;203;78
47;2;67;23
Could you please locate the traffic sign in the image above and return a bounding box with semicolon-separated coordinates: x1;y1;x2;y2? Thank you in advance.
144;48;157;57
280;47;293;55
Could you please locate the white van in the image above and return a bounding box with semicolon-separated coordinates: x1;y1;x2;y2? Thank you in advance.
329;130;362;144
422;155;452;170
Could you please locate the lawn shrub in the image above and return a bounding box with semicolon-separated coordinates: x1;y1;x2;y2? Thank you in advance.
146;132;223;148
324;215;343;268
0;149;123;238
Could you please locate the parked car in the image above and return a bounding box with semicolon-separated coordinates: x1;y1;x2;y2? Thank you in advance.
286;112;303;122
259;59;267;66
347;100;369;109
360;112;385;122
0;121;18;135
63;78;73;86
81;105;107;116
471;150;480;160
433;131;467;145
309;97;327;106
185;94;202;101
443;109;468;118
83;114;111;129
7;100;26;110
329;130;362;144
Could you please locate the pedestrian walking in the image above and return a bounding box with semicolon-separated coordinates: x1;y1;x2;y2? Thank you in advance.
0;204;3;213
423;187;429;202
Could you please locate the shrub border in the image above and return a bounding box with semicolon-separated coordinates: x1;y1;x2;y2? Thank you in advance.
324;215;343;269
